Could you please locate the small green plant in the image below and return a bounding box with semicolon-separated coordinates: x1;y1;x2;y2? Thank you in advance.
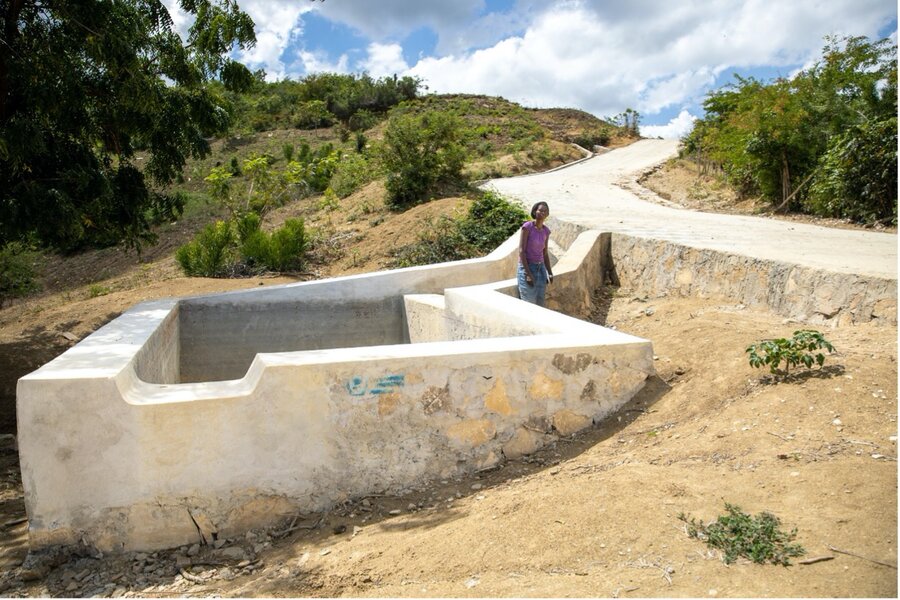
678;503;805;566
746;329;836;376
317;188;340;211
175;221;235;277
88;284;111;298
0;242;42;305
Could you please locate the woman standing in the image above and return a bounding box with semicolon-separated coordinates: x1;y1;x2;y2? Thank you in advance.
518;201;553;306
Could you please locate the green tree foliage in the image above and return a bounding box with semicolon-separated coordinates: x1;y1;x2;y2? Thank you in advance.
206;147;340;218
329;153;376;198
221;73;422;134
381;111;466;208
683;36;896;224
0;0;257;251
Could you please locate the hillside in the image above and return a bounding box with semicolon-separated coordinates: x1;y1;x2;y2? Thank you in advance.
0;96;895;597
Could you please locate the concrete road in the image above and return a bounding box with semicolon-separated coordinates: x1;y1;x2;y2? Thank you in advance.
485;139;897;280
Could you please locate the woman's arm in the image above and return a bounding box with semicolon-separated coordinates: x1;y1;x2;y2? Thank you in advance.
543;234;553;282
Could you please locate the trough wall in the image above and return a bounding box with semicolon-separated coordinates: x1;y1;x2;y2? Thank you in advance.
17;229;653;552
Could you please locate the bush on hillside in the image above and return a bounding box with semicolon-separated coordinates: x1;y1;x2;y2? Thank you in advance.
391;191;528;267
0;242;42;305
177;214;309;277
175;221;236;277
330;153;376;198
381;111;466;208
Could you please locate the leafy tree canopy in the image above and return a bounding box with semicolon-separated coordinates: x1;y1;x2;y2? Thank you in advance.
683;35;897;225
0;0;258;251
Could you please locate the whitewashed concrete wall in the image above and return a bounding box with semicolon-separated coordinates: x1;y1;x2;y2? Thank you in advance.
17;229;654;553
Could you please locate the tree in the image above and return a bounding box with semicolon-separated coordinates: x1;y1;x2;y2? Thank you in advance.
682;35;896;224
381;110;466;208
0;0;257;251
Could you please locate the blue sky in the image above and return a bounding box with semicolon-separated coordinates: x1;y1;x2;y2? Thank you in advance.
167;0;897;138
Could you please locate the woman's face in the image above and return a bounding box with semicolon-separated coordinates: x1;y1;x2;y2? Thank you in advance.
534;204;549;219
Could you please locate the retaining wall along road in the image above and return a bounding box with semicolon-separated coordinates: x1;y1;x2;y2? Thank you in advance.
548;218;896;327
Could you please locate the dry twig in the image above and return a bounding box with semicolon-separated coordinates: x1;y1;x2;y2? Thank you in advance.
828;545;897;569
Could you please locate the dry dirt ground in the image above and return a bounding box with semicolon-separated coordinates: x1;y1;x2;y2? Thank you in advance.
0;158;896;598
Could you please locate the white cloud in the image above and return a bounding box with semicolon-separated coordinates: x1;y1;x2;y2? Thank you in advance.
641;110;697;140
361;43;410;78
293;50;351;76
310;0;482;42
162;0;313;80
234;0;312;80
166;0;896;123
405;0;896;123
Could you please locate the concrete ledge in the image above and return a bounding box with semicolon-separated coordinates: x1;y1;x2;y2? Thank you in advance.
17;229;654;553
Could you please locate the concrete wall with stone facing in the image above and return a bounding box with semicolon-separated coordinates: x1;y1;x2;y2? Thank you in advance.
17;229;653;553
608;234;897;327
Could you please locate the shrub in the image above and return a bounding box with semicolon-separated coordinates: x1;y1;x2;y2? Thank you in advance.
267;219;308;271
178;215;308;276
330;153;374;198
175;221;235;277
0;242;42;305
805;117;898;225
236;213;269;268
381;110;466;208
746;329;836;376
679;503;805;566
391;192;527;267
391;215;473;267
457;190;529;251
573;128;612;148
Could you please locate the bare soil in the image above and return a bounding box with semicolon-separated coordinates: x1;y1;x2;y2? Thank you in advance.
0;156;896;598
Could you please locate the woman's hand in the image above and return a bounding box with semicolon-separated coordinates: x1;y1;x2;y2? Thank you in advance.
525;272;534;286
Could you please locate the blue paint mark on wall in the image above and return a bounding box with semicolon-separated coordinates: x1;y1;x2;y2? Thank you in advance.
346;377;367;396
370;374;405;395
346;374;405;396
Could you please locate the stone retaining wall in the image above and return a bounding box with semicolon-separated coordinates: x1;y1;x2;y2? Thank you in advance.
609;234;897;327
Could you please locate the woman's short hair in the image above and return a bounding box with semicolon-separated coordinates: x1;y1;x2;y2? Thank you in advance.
530;201;549;218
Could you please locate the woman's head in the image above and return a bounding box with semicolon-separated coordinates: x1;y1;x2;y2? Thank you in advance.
531;201;549;219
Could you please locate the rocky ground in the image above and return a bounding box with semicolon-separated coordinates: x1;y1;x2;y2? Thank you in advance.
0;156;895;597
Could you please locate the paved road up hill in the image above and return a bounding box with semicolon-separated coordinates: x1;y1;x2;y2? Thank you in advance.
486;139;897;281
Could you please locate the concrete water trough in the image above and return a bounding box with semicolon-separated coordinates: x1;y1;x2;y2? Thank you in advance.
17;229;655;552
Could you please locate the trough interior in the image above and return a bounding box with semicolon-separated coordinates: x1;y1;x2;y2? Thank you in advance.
130;296;413;384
